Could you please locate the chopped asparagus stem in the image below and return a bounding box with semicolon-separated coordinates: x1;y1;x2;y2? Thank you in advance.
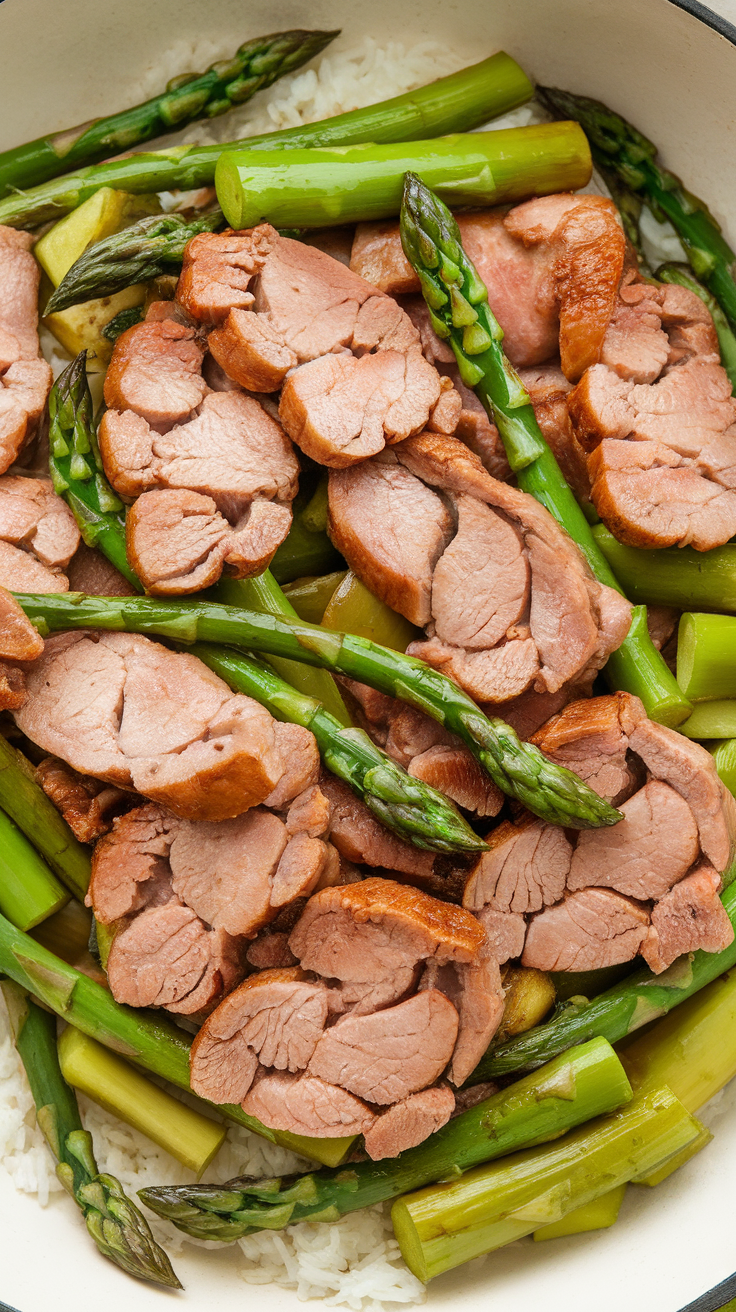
0;734;90;900
0;807;69;931
676;612;736;701
592;525;736;614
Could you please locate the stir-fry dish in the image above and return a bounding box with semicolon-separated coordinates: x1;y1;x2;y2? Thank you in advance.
3;28;736;1302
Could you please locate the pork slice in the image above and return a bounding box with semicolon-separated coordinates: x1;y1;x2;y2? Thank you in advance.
103;319;208;429
518;365;591;505
431;495;528;648
600;282;670;384
279;348;441;468
0;226;43;362
531;692;647;804
0;537;70;592
106;902;243;1014
87;803;175;922
100;390;298;521
363;1086;455;1160
628;719;735;872
190;967;330;1101
308;988;459;1102
207;308;298;391
166;808;286;937
407;634;541;704
0;474;79;568
569;779;701;899
526;531;601;693
522;888;649;971
0;660;27;710
641;864;734;973
177;229;267;323
285;784;333;838
289;876;486;983
0;586;44;660
0;359;53;474
36;756;133;845
270;832;331;908
318;774;437;880
476;906;527;964
463;816;572;915
328;457;453;625
444;952;504;1085
330;969;419;1016
408;745;503;818
245;932;297;971
350;222;420;295
66;542;137;596
242;1070;376;1137
659;282;720;366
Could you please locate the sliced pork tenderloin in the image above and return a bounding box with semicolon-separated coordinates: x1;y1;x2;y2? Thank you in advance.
66;542;137;596
0;586;43;662
522;888;650;971
641;864;735;973
242;1070;376;1137
106;902;243;1014
530;691;646;804
318;773;439;883
463;816;572;916
0;474;80;593
35;756;134;844
103;317;208;429
363;1086;456;1161
0;227;53;473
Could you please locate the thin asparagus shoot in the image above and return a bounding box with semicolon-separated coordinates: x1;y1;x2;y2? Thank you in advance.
676;612;736;701
0;734;91;900
0;806;69;931
139;1037;630;1239
0;30;339;197
592;524;736;614
656;262;736;391
398;172;692;728
0;980;181;1287
14;591;623;830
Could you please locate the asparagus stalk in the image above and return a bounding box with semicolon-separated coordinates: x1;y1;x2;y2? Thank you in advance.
677;613;736;701
58;1026;226;1176
191;642;486;855
138;1037;630;1239
680;700;736;740
45;209;224;314
390;1086;703;1280
101;305;144;344
656;262;736;391
0;910;354;1168
0;734;90;900
14;591;622;830
0;980;181;1288
49;354;142;590
536;86;736;332
270;484;345;584
533;1182;627;1241
0;807;69;931
321;569;419;652
0;31;338;198
469;881;736;1080
215;123;591;230
592;524;736;613
282;571;347;623
398;173;691;728
712;739;736;798
0;53;533;229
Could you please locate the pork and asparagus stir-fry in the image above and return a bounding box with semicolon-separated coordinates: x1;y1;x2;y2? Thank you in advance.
2;28;736;1293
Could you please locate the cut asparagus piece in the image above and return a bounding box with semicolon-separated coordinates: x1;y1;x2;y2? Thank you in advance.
0;910;354;1168
656;262;736;391
470;882;736;1080
0;980;181;1288
713;739;736;798
58;1026;225;1176
48;353;142;590
0;31;338;197
14;591;623;830
592;525;736;613
0;734;90;900
680;700;736;740
215;123;591;229
536;86;736;332
533;1183;627;1240
391;1085;703;1280
398;172;691;729
0;807;69;931
0;53;533;228
677;613;736;701
321;569;419;652
191;642;486;854
139;1037;631;1240
282;571;347;624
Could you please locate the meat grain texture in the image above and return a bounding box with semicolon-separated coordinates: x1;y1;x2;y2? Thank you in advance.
190;879;503;1155
0;227;53;474
463;693;736;974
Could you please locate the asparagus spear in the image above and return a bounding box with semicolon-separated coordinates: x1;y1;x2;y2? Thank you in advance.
0;807;69;931
48;354;142;590
191;642;486;855
592;524;736;613
712;739;736;798
0;980;181;1287
656;262;736;390
0;909;355;1168
536;86;736;332
0;31;338;197
0;53;533;229
680;701;736;741
677;613;736;701
14;591;622;830
0;734;90;900
138;1037;631;1239
469;880;736;1080
215;123;591;230
398;173;692;729
45;209;224;315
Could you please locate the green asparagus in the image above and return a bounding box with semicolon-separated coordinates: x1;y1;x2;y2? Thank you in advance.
0;807;69;931
0;909;355;1168
191;642;485;855
48;354;142;590
398;173;691;728
677;612;736;700
0;981;181;1287
138;1037;631;1240
533;1183;628;1241
712;738;736;798
592;525;736;613
536;86;736;331
215;123;591;229
270;483;345;583
656;262;736;390
680;700;736;740
14;591;623;830
0;734;90;900
45;209;224;314
468;880;736;1080
100;305;145;343
0;31;338;197
0;53;533;229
